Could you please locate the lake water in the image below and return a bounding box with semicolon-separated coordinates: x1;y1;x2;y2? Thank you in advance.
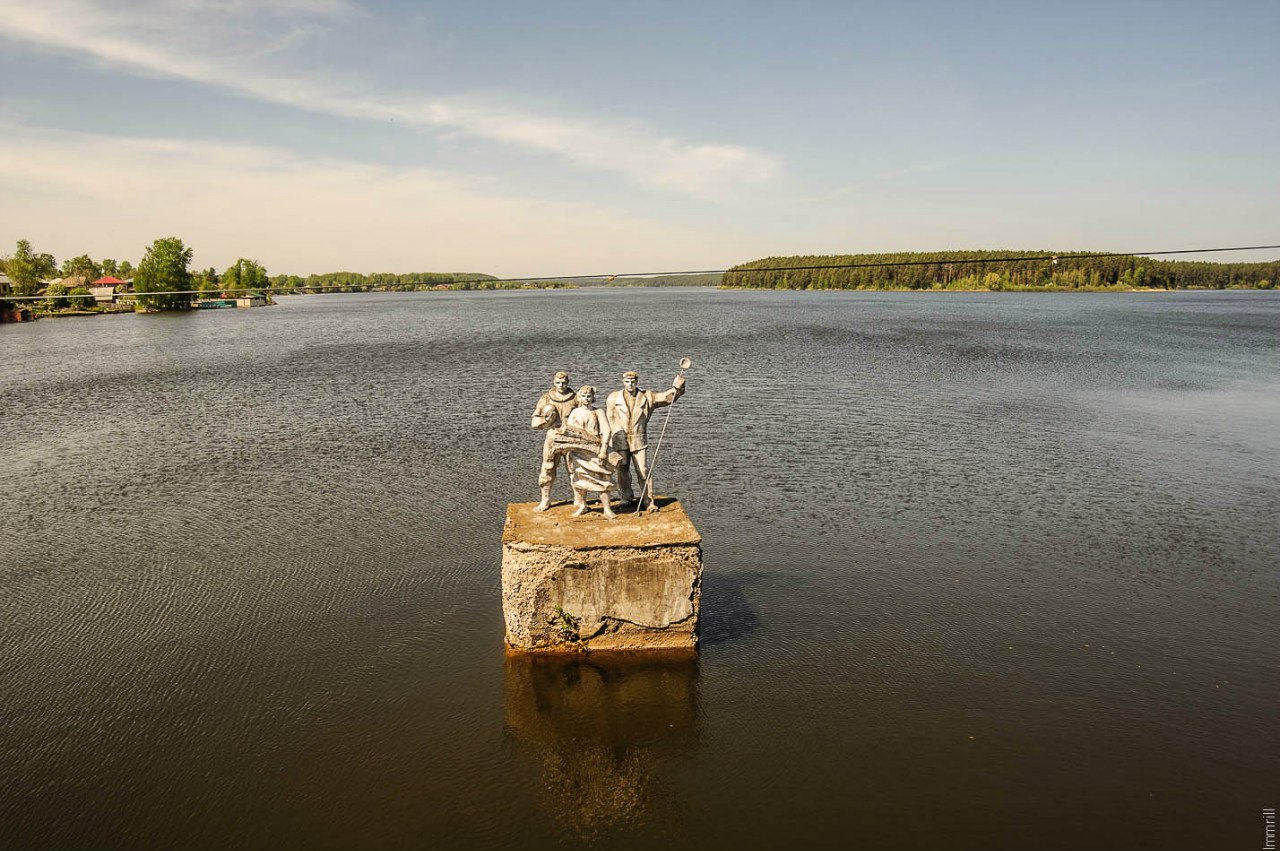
2;289;1277;850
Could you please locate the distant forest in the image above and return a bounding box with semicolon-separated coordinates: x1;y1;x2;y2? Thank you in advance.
605;273;723;287
7;235;1274;305
722;251;1277;291
267;271;723;291
265;271;566;291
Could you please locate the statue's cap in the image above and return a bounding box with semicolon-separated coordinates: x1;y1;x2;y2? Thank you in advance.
553;371;569;380
622;370;639;379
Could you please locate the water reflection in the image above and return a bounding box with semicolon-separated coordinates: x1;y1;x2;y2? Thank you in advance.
503;651;701;841
698;570;766;645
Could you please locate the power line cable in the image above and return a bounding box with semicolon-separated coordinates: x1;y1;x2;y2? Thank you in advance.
2;243;1278;302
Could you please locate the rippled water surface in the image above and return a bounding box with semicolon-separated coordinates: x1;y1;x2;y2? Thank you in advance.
3;289;1278;850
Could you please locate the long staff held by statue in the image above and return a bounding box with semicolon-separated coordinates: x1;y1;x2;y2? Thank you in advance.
636;357;692;513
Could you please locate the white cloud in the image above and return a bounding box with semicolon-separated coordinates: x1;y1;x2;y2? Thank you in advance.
0;0;781;198
0;124;762;274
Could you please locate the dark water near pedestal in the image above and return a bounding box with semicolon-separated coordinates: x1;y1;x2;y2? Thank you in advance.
2;289;1277;850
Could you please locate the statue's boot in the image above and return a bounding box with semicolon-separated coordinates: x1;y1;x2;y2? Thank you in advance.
571;488;588;516
534;486;552;512
601;496;616;520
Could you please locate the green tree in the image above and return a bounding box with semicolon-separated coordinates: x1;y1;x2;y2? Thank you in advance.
68;286;95;309
118;260;134;278
222;258;268;293
43;280;70;310
6;239;58;296
61;254;102;282
134;237;193;311
193;267;220;294
101;258;118;276
269;274;303;293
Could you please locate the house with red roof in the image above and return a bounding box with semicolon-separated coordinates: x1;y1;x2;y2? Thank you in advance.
89;276;126;304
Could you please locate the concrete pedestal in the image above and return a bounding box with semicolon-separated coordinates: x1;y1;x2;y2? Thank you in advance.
501;497;702;652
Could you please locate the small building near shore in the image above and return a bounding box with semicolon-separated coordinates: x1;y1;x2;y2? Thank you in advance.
1;275;35;322
90;276;127;305
0;272;29;321
235;295;267;308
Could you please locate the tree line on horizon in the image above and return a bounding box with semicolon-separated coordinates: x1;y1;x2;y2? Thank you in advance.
723;250;1277;291
0;237;276;311
266;271;531;292
607;273;723;287
0;241;611;317
0;239;135;309
7;239;1277;314
0;237;548;312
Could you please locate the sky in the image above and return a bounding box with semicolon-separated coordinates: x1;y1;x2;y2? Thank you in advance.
1;0;1277;277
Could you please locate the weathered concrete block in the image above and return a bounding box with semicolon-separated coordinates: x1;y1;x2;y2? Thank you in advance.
501;498;702;652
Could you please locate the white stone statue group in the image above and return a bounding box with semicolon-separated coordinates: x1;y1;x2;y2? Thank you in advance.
531;369;687;518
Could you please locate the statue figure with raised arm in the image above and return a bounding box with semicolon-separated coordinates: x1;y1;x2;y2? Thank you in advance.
606;370;687;510
557;385;619;519
530;371;579;511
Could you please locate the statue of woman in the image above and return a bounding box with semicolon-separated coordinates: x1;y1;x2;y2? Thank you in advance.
561;385;618;519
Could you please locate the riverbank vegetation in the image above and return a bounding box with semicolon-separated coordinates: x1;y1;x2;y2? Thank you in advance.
1;236;567;317
133;237;195;311
264;271;574;292
723;251;1277;291
608;273;723;287
7;238;1277;320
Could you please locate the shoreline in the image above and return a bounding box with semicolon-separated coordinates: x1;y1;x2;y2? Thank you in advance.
715;285;1275;293
6;286;1276;323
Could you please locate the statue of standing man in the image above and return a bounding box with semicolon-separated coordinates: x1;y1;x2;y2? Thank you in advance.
531;371;579;511
607;370;687;510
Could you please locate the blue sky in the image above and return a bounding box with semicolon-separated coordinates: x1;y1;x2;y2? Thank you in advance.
1;0;1277;276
